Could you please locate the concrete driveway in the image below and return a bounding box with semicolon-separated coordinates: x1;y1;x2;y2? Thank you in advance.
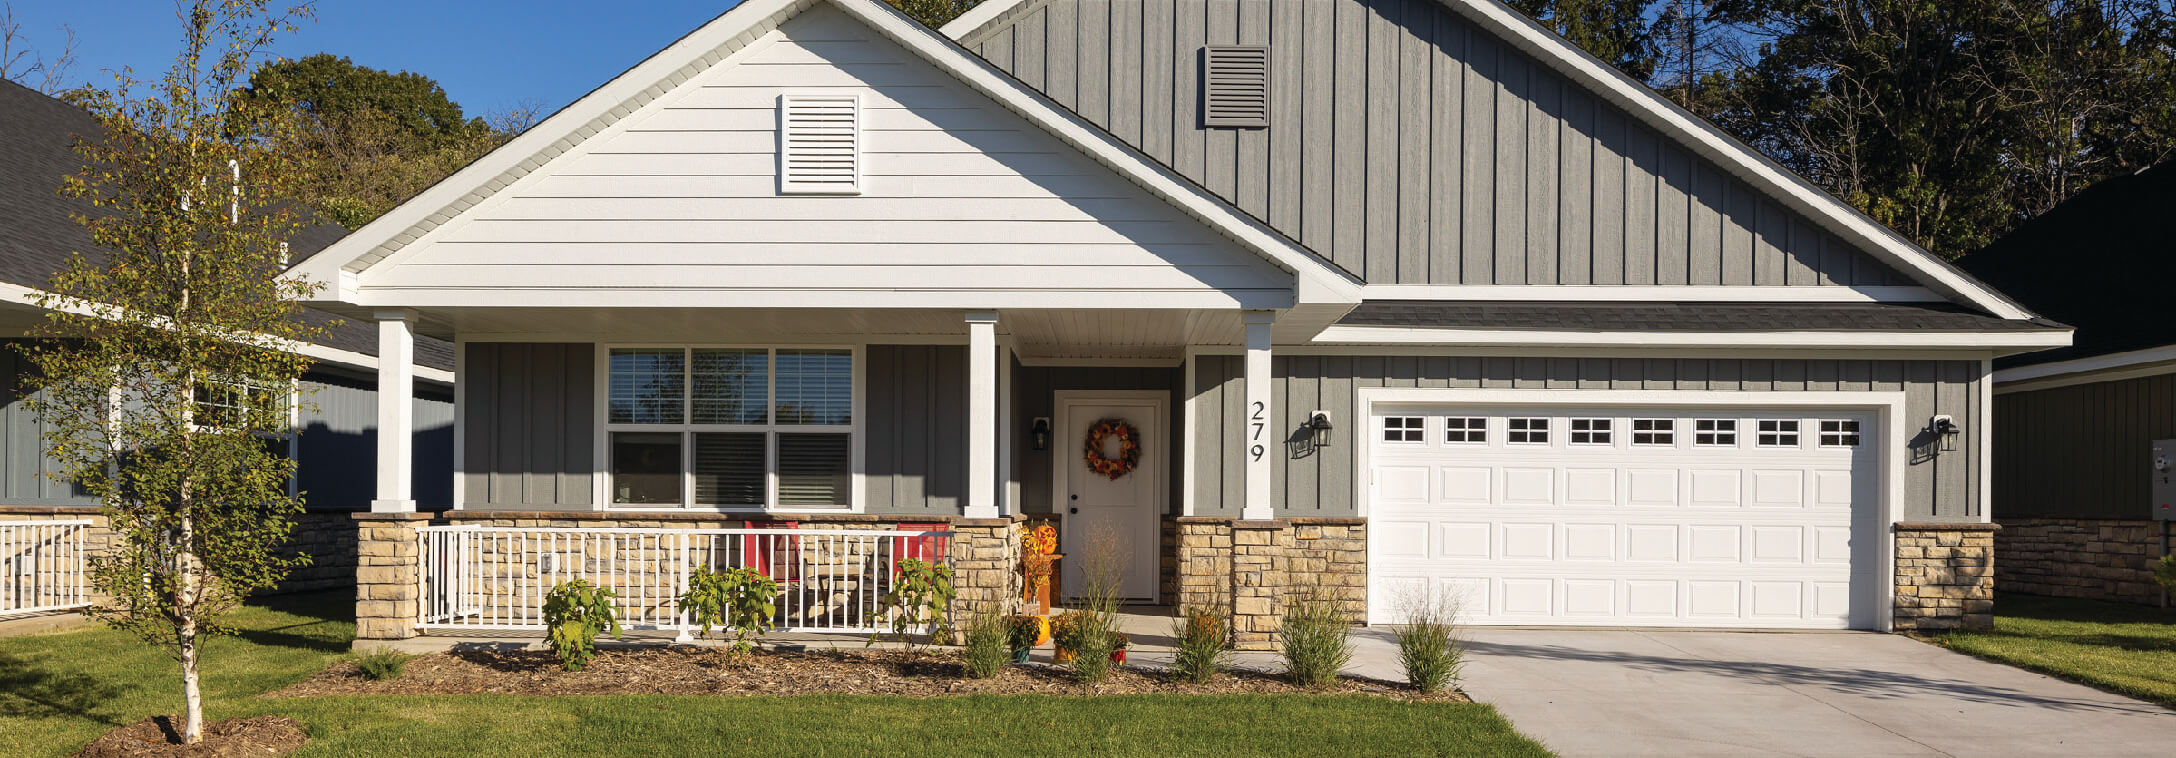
1425;628;2176;757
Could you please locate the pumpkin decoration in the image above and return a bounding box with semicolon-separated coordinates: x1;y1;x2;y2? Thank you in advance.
1083;418;1141;480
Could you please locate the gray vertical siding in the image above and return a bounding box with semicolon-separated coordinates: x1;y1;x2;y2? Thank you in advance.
1009;361;1184;515
865;345;967;514
0;343;92;504
1994;375;2175;520
460;343;595;510
963;0;1906;287
1190;355;1987;521
295;371;455;509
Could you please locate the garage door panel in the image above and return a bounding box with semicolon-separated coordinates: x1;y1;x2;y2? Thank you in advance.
1369;405;1876;630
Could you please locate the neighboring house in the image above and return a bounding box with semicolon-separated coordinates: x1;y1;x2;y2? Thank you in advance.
293;0;2066;647
1957;162;2176;605
0;79;457;599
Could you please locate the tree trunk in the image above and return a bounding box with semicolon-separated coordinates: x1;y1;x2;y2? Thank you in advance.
178;508;203;745
180;624;203;744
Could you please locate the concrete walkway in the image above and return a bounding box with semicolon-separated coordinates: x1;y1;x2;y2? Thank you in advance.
1443;628;2176;758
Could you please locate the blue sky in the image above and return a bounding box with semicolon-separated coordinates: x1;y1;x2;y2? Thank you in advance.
7;1;748;118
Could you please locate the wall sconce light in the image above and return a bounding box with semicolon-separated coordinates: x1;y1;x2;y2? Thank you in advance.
1030;417;1051;451
1930;414;1960;453
1307;410;1334;448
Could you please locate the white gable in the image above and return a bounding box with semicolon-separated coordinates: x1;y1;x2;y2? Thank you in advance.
351;5;1295;311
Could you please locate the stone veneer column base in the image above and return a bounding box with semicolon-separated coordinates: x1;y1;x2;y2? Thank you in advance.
1894;522;1998;632
352;512;428;643
1996;517;2169;605
947;518;1022;629
1176;518;1366;651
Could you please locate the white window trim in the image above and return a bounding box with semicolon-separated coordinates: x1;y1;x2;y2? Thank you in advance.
1444;416;1488;445
1756;418;1803;449
1693;418;1740;448
592;344;864;513
1630;417;1677;447
1381;415;1427;445
1506;416;1552;445
1567;417;1613;446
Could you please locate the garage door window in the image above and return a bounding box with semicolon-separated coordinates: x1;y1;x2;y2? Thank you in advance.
1507;417;1550;444
1757;419;1801;448
1694;419;1737;446
1568;418;1612;445
1383;416;1425;443
1444;417;1487;443
1819;419;1861;447
1632;418;1675;446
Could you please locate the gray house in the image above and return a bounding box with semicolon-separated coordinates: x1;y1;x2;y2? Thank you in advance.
1959;162;2176;605
0;79;456;597
294;0;2064;647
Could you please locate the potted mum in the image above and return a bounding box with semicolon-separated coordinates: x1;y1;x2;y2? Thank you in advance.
1006;615;1043;663
1050;611;1084;663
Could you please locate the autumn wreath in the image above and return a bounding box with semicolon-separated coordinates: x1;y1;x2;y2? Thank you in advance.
1083;418;1141;480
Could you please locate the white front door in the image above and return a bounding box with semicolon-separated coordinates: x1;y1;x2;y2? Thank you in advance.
1057;395;1162;602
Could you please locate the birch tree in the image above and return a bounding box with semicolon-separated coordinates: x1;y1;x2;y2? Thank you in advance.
21;0;320;745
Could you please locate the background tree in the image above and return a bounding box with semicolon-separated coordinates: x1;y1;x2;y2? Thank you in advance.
1510;0;1662;81
887;0;980;29
23;0;323;745
0;1;78;94
238;54;521;228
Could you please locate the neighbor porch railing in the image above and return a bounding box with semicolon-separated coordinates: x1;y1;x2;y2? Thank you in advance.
417;525;952;636
0;520;90;618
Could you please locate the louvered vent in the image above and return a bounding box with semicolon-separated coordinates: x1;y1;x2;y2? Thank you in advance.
1201;45;1270;128
778;94;862;195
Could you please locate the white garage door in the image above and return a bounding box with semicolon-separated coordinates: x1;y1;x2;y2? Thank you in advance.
1366;405;1881;629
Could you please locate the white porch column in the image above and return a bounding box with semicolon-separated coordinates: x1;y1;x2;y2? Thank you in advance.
371;308;417;513
1242;310;1276;521
964;311;1000;519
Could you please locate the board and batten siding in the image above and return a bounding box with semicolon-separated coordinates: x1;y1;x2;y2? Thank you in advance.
458;343;968;514
1993;374;2176;520
1009;361;1184;514
865;345;969;514
0;343;92;505
295;372;455;510
365;5;1288;308
1191;355;1987;521
963;0;1905;287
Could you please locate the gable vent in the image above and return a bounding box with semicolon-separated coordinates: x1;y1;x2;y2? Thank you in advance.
778;94;862;195
1201;46;1270;128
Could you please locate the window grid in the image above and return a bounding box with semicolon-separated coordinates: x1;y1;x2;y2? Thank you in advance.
1694;418;1738;447
1507;417;1550;445
1819;419;1861;448
606;347;855;511
1444;417;1487;444
1757;419;1801;448
1632;418;1676;446
1568;418;1613;445
1383;416;1425;443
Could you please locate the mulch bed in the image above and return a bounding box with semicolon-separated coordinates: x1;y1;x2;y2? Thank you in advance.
273;646;1465;701
74;715;308;758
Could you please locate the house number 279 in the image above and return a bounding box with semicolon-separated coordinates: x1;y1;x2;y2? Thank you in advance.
1248;401;1266;461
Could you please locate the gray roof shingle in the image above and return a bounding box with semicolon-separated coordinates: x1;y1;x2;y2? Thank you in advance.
0;80;451;372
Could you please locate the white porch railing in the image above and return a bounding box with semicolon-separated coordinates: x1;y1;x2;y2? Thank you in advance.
0;520;91;618
418;525;952;635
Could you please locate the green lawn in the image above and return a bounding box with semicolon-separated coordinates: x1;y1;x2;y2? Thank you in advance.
0;594;1549;757
1937;594;2176;708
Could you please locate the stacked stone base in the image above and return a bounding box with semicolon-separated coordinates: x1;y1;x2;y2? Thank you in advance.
1995;517;2168;605
1893;523;1997;631
1173;517;1367;650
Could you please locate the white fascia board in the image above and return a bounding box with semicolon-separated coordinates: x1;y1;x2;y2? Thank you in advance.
1311;325;2074;351
307;0;1357;310
1435;0;2030;320
1993;343;2176;384
941;0;2029;320
0;281;453;385
1362;285;1947;303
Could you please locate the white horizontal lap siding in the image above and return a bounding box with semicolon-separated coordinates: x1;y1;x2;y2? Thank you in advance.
359;5;1289;304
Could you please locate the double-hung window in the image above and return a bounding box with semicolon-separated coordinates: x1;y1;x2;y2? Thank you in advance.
605;347;855;510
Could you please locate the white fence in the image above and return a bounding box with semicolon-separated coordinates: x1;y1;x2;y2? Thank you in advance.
418;525;953;636
0;520;91;618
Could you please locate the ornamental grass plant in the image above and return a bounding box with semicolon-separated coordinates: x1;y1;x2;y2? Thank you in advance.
960;604;1012;679
1170;602;1234;683
1279;587;1354;690
1392;588;1465;694
1065;526;1126;686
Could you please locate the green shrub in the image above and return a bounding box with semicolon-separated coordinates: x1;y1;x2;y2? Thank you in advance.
1170;604;1233;683
1280;589;1354;689
1392;591;1464;694
543;579;622;671
872;558;955;650
2155;554;2176;595
960;605;1011;679
357;649;409;681
680;566;780;655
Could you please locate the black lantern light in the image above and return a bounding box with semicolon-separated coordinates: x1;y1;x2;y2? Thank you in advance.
1030;417;1051;451
1307;410;1334;448
1931;414;1960;453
